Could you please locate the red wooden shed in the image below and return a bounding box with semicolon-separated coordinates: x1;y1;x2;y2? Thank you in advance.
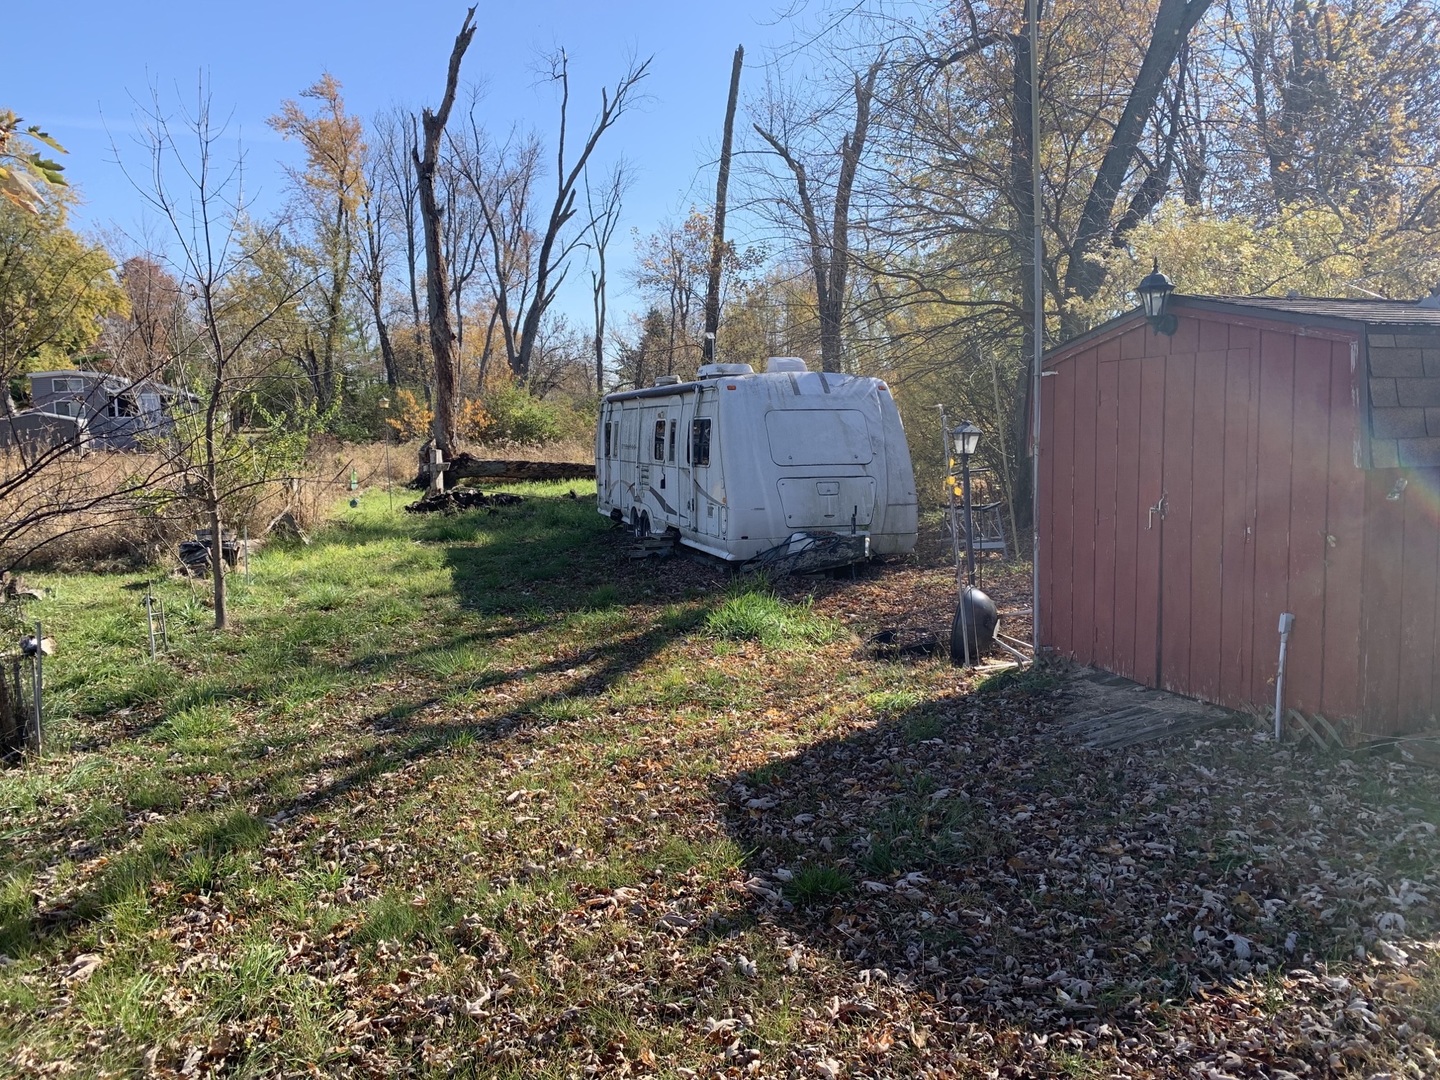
1038;295;1440;739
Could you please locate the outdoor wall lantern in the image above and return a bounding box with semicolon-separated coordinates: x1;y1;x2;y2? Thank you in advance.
1136;258;1178;336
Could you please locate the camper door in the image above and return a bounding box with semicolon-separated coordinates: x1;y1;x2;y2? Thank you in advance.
641;405;683;529
689;398;722;538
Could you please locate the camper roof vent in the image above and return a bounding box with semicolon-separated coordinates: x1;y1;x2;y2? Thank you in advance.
697;363;754;379
765;357;808;373
652;374;682;387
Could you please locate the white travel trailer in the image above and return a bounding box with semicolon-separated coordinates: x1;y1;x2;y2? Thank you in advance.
596;358;918;563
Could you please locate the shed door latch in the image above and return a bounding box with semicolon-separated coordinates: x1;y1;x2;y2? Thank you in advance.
1147;492;1168;530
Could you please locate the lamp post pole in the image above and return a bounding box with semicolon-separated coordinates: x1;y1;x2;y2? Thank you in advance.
378;397;394;512
961;449;976;587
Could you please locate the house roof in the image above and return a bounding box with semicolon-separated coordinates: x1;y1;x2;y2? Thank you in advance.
27;369;197;400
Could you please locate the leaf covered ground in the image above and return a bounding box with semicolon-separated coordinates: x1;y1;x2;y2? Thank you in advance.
0;485;1436;1078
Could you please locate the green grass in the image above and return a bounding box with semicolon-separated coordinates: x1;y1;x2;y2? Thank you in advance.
1;482;1432;1078
703;585;842;648
787;864;854;905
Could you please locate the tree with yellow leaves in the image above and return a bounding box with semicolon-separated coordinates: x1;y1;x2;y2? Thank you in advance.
268;74;367;414
0;111;66;214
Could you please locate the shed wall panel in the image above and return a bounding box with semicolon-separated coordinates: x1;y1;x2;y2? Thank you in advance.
1112;358;1144;681
1051;362;1076;656
1072;349;1099;665
1320;341;1364;719
1093;350;1120;673
1188;350;1228;704
1160;352;1196;693
1251;332;1296;705
1135;358;1167;684
1040;358;1058;657
1285;337;1336;715
1198;315;1230;352
1217;347;1260;709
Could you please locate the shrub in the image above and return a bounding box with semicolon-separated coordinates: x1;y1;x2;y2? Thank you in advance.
384;389;433;442
478;382;566;447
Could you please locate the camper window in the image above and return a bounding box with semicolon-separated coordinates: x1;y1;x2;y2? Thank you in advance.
106;394;140;419
603;421;612;458
653;420;666;461
51;377;83;394
667;420;677;462
690;418;711;466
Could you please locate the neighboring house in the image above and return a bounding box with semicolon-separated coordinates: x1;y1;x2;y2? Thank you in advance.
1038;294;1440;740
20;370;198;451
0;409;88;455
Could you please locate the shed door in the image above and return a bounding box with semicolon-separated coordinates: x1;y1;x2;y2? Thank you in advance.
1056;333;1360;719
1114;349;1256;697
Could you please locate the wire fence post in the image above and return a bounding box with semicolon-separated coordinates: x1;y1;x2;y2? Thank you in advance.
145;594;157;659
29;621;42;756
158;597;169;651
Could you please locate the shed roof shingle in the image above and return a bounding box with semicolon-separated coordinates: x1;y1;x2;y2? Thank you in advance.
1181;295;1440;325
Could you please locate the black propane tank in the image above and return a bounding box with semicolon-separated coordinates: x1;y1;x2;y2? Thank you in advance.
950;585;998;666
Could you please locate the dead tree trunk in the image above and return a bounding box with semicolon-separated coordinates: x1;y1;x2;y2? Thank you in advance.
414;7;477;458
702;45;744;365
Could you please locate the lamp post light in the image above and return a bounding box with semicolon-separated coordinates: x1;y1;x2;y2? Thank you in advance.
1136;258;1178;336
951;421;981;587
948;420;998;666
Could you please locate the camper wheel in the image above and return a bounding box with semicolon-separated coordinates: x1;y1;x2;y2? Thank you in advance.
632;510;651;538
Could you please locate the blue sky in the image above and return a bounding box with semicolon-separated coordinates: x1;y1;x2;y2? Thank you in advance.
5;0;814;328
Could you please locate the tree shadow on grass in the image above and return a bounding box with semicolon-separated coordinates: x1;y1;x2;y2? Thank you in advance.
6;595;716;955
715;670;1439;1071
5;490;732;960
244;601;715;816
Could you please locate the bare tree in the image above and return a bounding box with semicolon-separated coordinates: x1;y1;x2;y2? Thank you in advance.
451;122;540;389
437;140;486;393
512;51;651;385
119;81;308;629
414;6;477;457
584;161;629;393
354;116;402;388
754;57;881;373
